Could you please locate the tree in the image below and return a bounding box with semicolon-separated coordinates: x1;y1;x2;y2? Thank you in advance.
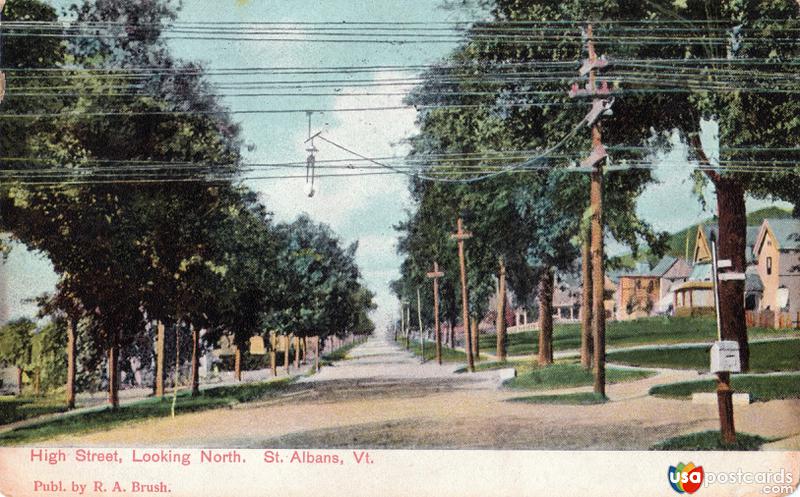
0;319;34;395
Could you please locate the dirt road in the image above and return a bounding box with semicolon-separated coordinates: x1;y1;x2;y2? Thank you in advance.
42;334;800;449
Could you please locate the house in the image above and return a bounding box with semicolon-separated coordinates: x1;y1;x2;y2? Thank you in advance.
692;224;761;265
616;256;691;320
753;218;800;327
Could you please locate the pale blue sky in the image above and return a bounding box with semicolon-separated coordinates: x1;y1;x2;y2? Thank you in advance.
2;0;791;328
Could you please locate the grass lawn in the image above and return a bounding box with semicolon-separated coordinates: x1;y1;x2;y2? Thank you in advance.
649;373;800;402
608;339;800;372
504;362;655;391
651;430;767;451
480;316;796;356
405;340;469;363
0;396;69;426
508;392;608;405
0;379;295;446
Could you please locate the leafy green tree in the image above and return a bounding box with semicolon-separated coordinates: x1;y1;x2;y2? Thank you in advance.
0;319;35;395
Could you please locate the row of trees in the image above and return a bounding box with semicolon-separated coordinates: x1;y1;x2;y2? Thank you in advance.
0;0;375;408
393;0;799;383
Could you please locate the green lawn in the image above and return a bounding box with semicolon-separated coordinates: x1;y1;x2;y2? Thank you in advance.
649;373;800;402
508;392;608;405
0;379;295;445
320;338;367;364
505;362;655;391
651;430;767;451
481;316;796;356
0;396;69;426
608;339;800;372
406;340;469;363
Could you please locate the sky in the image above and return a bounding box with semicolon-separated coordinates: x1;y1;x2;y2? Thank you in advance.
1;0;792;329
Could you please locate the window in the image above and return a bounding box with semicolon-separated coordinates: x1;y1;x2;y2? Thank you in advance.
647;281;654;293
766;256;773;275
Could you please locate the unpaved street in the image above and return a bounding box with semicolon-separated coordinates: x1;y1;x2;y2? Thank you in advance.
43;334;800;450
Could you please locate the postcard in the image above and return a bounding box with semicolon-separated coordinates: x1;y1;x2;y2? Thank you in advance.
0;0;799;496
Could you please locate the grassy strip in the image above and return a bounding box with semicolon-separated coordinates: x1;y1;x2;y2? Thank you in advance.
504;362;655;391
649;373;800;402
405;340;468;363
481;316;794;356
0;396;70;426
508;392;608;405
0;378;294;446
320;338;367;364
608;339;800;372
651;430;767;451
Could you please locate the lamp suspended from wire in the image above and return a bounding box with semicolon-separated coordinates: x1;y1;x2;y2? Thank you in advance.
303;111;320;197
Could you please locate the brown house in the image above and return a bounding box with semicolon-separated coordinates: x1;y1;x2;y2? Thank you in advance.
616;256;691;320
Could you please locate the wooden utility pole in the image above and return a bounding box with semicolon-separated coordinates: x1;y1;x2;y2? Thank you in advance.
426;261;445;365
496;257;507;363
586;24;608;397
451;218;474;372
404;302;411;350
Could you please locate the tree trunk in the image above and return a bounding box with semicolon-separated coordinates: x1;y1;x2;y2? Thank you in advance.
284;335;290;373
155;321;165;398
294;336;300;369
66;317;77;408
234;345;242;382
496;257;507;362
538;268;555;366
314;336;320;372
449;319;455;348
190;325;200;396
108;330;120;409
16;366;22;396
715;178;750;371
580;233;593;369
470;319;480;362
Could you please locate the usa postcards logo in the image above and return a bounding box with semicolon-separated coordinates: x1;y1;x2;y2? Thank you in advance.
669;462;705;494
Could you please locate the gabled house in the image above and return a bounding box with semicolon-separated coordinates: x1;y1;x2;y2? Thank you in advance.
753;218;800;327
692;223;760;265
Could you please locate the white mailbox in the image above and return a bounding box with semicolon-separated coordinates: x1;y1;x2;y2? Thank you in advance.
710;340;741;373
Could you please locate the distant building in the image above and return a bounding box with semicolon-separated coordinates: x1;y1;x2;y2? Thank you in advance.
753;218;800;327
616;256;691;320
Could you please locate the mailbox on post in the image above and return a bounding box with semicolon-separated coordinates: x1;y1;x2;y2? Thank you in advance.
710;340;741;374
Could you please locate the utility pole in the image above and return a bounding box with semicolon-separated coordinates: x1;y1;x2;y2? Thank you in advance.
451;218;474;372
570;24;614;397
426;261;445;365
496;257;508;363
417;287;425;363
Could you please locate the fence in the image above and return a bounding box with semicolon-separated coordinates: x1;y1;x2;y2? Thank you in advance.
745;310;800;329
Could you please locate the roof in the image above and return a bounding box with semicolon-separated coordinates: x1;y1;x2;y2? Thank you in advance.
745;268;763;294
766;219;800;250
650;255;678;277
688;263;712;282
674;280;714;291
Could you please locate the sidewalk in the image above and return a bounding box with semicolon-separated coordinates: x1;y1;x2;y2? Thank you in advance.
0;361;314;435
